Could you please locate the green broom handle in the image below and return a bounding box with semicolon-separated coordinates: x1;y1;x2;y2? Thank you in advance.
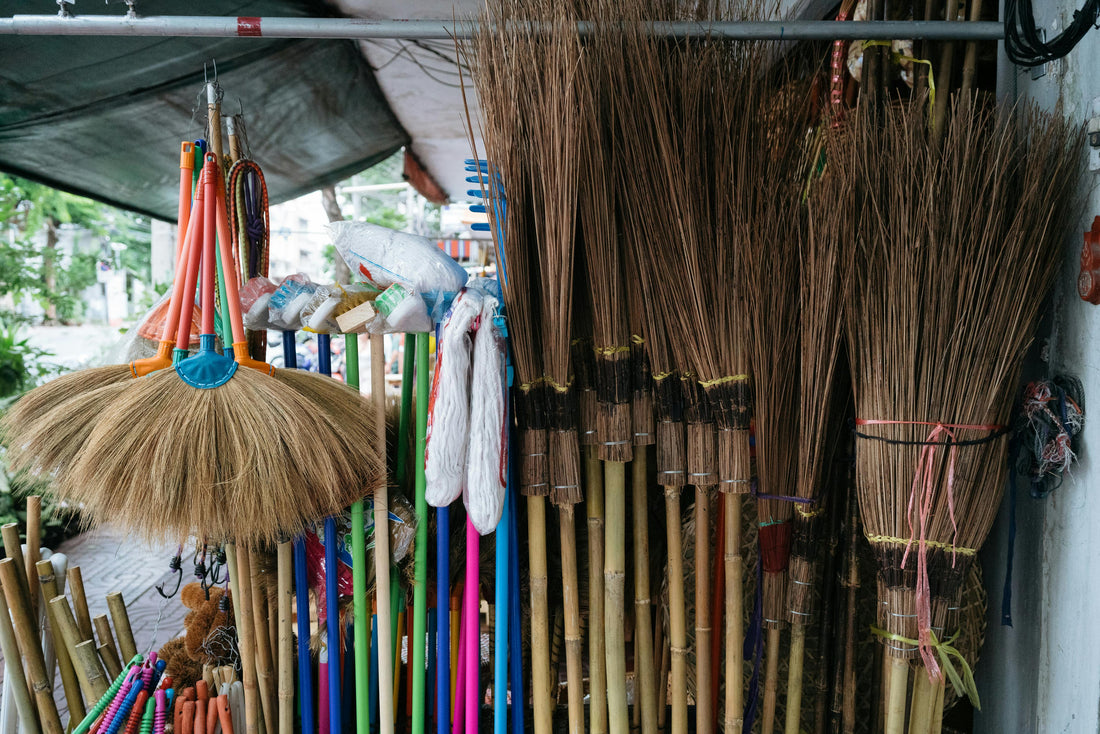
396;335;416;488
347;333;371;734
73;656;143;734
411;331;430;734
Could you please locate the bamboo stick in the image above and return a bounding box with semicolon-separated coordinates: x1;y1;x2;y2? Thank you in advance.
784;624;807;734
908;671;936;734
762;627;781;734
664;487;687;734
585;446;607;734
529;495;553;734
0;559;62;734
48;595;108;701
657;621;670;734
841;519;858;734
277;542;294;734
723;491;744;734
0;570;40;734
930;679;946;734
632;451;657;734
69;568;95;643
25;497;41;622
960;0;984;97
93;615;122;672
98;645;122;681
604;461;628;734
249;550;276;734
2;523;31;610
884;657;909;734
372;332;395;734
559;504;584;734
36;560;85;722
231;548;260;734
694;489;712;734
105;592;137;663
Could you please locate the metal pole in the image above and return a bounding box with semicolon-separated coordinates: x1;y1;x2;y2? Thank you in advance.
0;15;1004;40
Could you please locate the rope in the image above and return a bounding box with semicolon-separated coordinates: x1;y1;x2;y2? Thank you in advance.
227;160;269;284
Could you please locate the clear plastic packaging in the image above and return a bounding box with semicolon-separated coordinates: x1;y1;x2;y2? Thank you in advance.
328;220;469;294
240;276;278;330
372;283;432;334
300;282;380;334
267;273;317;331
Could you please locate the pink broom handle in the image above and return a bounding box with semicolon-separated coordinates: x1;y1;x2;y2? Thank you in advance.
200;155;218;336
174;168;207;352
161;170;204;344
464;521;478;734
452;595;467;734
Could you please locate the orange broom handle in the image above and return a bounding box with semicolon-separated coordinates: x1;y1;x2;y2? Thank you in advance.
162;168;204;344
214;170;272;374
200;155;218;336
177;142;194;258
175;167;207;352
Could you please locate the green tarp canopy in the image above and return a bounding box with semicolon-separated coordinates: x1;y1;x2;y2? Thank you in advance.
0;0;409;220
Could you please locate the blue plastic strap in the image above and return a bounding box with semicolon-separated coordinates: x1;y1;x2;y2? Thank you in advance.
1001;451;1017;627
175;334;237;389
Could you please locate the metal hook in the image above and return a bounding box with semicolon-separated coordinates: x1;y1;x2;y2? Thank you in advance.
208;545;228;586
156;546;184;599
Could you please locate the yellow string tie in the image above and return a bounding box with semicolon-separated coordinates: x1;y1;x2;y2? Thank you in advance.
544;377;572;394
519;376;545;392
864;533;977;556
870;626;981;710
698;374;750;388
652;371;674;381
861;41;936;119
631;334;645;345
594;345;631;356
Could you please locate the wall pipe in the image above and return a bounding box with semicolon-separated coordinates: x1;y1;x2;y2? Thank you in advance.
0;15;1004;40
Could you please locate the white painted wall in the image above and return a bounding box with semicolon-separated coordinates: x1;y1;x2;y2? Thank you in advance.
977;13;1100;734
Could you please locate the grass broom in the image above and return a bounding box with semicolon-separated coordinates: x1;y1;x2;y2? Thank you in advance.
462;15;553;734
840;98;1079;734
57;155;385;545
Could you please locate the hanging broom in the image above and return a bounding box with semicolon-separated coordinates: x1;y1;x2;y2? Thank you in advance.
782;116;853;734
53;155;386;545
840;98;1079;734
462;10;551;734
738;72;815;734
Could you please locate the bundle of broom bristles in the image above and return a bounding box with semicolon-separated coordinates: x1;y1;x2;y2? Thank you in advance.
466;0;1079;732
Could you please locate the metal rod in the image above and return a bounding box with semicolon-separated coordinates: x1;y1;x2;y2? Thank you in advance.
0;15;1004;40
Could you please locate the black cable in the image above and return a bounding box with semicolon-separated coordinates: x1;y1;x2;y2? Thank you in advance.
1005;0;1100;67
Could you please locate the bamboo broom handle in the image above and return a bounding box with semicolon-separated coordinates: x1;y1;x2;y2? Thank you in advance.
931;0;963;143
2;523;31;611
884;657;909;734
604;461;628;734
231;547;260;734
206;84;225;174
723;492;744;734
25;497;40;622
48;595;108;701
784;623;807;734
276;542;294;734
528;495;553;734
559;504;584;734
930;678;946;734
249;551;276;734
371;332;395;734
0;560;62;734
36;561;85;722
664;488;688;734
69;568;95;642
105;592;137;663
762;627;781;734
585;446;607;734
631;450;657;734
960;0;984;97
94;615;123;675
98;644;122;681
694;489;712;734
0;570;40;734
908;670;936;734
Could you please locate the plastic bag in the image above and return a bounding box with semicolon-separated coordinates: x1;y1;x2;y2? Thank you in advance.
301;283;380;334
372;283;432;334
268;273;317;331
240;276;278;330
329;221;469;294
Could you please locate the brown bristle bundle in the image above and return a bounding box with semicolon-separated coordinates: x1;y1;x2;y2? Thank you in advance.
682;377;717;488
762;567;789;631
549;428;583;506
520;427;550;498
630;338;655;446
717;428;752;496
595;350;632;463
60;367;384;545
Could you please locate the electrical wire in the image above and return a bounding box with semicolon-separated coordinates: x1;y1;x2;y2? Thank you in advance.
1005;0;1100;66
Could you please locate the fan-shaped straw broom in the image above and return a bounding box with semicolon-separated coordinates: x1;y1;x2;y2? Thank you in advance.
57;155;385;545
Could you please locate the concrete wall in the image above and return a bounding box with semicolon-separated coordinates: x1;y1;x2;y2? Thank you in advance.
976;13;1100;734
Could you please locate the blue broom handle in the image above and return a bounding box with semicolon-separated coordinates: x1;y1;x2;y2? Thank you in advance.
436;505;450;734
294;540;313;734
282;331;296;369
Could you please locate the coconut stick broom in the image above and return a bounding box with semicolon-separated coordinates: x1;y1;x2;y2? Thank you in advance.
737;74;815;734
840;98;1079;734
462;9;551;733
782;123;853;734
